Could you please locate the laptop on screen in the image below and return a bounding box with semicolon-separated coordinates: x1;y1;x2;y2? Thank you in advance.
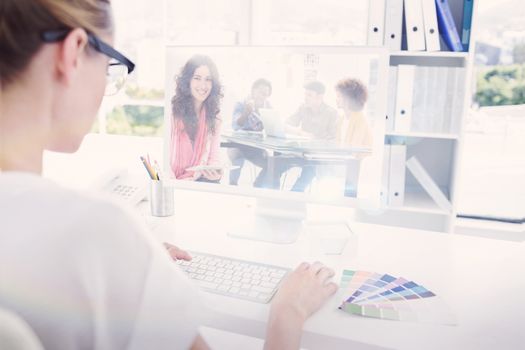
258;108;309;140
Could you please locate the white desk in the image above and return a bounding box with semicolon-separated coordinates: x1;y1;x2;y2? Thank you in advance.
141;189;525;350
45;134;525;350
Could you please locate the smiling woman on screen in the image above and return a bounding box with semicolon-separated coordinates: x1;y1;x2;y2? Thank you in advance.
170;55;224;182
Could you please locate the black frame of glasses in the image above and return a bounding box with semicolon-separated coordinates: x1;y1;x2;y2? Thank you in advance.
41;29;135;74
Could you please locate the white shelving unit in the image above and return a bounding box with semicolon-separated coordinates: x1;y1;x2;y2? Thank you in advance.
356;0;478;233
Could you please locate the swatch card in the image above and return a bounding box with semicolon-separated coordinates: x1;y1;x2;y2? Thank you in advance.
341;296;456;325
339;269;449;324
340;270;409;305
355;282;436;305
339;270;381;305
345;273;399;303
351;276;410;303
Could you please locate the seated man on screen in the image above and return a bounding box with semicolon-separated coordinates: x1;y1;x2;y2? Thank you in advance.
335;77;373;197
271;81;339;192
227;78;272;186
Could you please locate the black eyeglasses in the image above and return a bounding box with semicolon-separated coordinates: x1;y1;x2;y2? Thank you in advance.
41;29;135;95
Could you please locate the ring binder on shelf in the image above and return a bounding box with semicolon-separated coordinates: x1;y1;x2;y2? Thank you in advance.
404;0;426;51
388;143;407;206
461;0;474;52
367;0;387;46
383;0;404;51
435;0;463;52
421;0;441;51
394;65;415;132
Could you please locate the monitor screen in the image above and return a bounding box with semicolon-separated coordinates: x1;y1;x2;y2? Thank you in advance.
163;45;388;209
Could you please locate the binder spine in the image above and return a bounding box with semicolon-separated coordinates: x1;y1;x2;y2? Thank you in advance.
386;66;398;132
383;0;404;51
435;0;463;52
367;0;387;46
404;0;426;51
388;143;407;206
421;0;441;51
461;0;474;51
394;65;415;132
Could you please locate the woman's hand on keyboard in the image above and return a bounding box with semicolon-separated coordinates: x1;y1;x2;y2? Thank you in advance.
164;242;192;261
271;261;337;323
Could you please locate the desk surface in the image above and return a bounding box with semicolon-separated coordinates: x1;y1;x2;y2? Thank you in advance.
45;134;525;350
222;130;371;158
144;189;525;350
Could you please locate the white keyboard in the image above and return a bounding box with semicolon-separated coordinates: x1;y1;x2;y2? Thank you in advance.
176;252;290;303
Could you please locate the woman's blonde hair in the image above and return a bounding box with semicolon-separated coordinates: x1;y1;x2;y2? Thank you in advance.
0;0;113;86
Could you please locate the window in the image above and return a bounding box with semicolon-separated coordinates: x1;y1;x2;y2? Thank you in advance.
96;0;242;137
97;0;372;137
252;0;368;45
457;0;525;223
165;0;242;45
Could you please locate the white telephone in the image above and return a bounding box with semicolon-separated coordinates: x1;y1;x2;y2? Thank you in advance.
94;168;148;206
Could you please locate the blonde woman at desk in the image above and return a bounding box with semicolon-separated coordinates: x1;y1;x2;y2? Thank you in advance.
170;55;223;183
0;1;337;350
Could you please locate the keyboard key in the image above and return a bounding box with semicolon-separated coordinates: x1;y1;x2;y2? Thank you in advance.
253;286;273;294
257;293;272;302
198;281;219;290
229;287;240;294
271;277;281;284
260;281;276;289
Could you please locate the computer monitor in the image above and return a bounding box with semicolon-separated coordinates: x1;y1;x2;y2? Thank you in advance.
163;45;388;243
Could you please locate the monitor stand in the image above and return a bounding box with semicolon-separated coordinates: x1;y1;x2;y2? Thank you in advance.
227;197;306;244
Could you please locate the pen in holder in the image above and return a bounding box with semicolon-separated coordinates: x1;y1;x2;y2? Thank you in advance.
149;180;174;217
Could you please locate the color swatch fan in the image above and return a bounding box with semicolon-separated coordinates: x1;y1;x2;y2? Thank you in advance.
339;270;455;325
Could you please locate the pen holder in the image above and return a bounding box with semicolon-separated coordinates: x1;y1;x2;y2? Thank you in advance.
149;180;174;217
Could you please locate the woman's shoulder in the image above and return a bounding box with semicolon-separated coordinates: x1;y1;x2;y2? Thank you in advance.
1;173;150;249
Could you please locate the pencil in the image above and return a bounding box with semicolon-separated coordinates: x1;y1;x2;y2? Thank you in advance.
154;160;161;180
140;156;156;180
